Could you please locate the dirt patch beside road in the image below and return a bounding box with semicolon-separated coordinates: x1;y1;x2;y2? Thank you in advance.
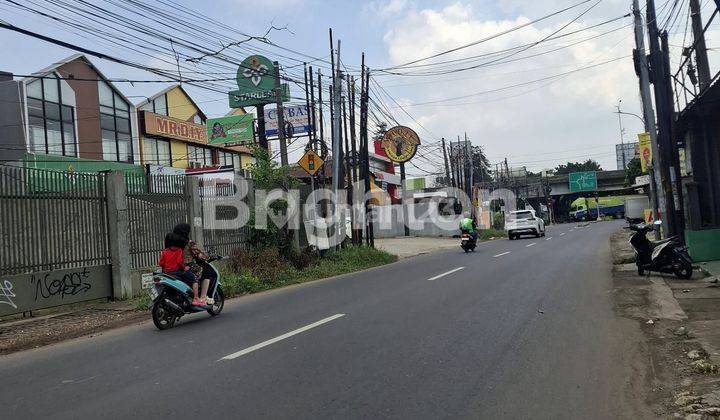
610;229;720;419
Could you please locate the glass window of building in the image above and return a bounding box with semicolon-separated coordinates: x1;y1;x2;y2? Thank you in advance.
143;138;172;167
139;94;168;116
99;80;133;162
25;75;77;157
218;151;236;167
187;144;213;168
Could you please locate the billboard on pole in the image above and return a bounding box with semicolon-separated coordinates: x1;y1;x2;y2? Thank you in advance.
206;114;254;145
265;105;313;138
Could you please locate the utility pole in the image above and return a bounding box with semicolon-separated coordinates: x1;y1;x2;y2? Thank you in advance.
329;29;343;249
441;137;452;187
647;0;677;237
689;0;711;90
465;132;473;196
633;0;662;236
449;141;457;188
360;56;374;247
273;61;288;166
662;31;685;236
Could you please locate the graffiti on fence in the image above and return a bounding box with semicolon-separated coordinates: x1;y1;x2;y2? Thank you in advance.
31;267;92;301
0;265;111;317
0;280;17;309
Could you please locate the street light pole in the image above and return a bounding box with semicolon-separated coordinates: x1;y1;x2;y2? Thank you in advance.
616;99;626;170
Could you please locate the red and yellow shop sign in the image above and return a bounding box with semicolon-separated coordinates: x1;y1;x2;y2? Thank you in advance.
143;111;207;143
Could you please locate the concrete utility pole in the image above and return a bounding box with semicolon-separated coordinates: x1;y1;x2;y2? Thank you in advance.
689;0;711;90
465;132;473;196
331;33;343;248
646;0;677;237
632;0;662;233
441;137;452;187
273;61;288;166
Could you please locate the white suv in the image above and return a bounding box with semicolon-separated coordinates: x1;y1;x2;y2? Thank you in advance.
506;210;545;240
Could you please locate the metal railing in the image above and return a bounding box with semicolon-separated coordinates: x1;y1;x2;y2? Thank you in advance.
0;166;110;275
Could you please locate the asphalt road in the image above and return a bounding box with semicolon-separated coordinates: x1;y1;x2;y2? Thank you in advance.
0;221;649;419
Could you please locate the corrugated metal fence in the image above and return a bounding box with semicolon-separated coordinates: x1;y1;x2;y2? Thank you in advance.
200;172;251;256
0;165;110;275
127;173;189;268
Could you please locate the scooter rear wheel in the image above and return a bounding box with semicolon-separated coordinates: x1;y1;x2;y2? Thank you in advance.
152;302;176;330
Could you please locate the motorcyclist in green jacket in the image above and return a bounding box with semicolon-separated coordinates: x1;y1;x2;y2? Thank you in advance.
459;217;478;243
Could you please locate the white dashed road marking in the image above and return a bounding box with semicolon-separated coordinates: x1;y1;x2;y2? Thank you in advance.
494;252;511;258
427;267;465;281
219;314;346;361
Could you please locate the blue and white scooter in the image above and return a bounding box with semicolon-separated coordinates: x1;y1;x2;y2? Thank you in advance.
148;256;225;330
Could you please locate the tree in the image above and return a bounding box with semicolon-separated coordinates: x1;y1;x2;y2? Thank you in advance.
470;145;492;182
554;159;602;175
624;157;642;186
247;146;300;255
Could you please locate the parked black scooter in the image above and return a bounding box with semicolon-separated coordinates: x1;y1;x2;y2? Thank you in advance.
627;221;693;279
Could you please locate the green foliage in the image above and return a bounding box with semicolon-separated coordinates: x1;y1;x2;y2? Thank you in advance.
478;228;506;240
246;146;301;255
136;293;150;310
624;157;642;186
492;212;505;230
222;245;397;297
554;159;603;175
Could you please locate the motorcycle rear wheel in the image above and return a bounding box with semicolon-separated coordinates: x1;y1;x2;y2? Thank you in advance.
674;262;693;279
152;302;176;330
207;287;225;316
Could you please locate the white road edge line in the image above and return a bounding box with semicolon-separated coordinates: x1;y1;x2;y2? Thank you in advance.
219;314;346;361
493;252;511;258
526;243;536;247
427;266;465;281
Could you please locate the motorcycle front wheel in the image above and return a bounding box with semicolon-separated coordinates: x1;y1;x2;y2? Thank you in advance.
151;302;177;330
207;287;225;316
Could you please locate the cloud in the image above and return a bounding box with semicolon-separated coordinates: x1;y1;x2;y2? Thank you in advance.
368;0;410;17
377;1;642;172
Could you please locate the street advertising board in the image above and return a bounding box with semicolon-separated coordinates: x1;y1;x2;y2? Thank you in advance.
637;133;653;173
381;125;421;163
228;55;289;108
266;105;313;137
568;171;597;193
298;148;323;176
207;114;254;146
143;111;207;142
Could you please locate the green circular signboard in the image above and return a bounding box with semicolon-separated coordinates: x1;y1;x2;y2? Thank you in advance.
236;55;275;92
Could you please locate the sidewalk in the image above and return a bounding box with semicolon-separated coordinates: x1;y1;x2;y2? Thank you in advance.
610;230;720;419
374;233;505;259
0;299;144;355
374;236;460;259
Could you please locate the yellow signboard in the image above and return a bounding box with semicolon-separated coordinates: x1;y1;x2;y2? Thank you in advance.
638;133;653;173
381;126;420;163
298;148;323;176
643;209;654;224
